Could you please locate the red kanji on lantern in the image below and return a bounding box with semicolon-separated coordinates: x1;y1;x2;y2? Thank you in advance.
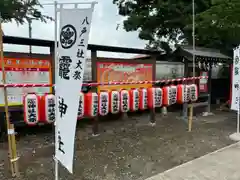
23;93;40;126
40;93;55;124
129;88;139;112
98;91;109;116
120;89;130;112
109;90;120;114
77;92;85;119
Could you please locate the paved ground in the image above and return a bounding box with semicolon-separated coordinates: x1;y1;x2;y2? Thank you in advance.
0;108;238;180
146;142;240;180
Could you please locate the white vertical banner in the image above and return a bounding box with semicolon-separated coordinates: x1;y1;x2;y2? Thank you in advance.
231;46;240;111
55;5;94;173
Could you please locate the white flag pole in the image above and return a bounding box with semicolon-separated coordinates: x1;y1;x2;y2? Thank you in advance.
237;93;240;134
54;1;97;175
54;1;59;180
230;45;240;141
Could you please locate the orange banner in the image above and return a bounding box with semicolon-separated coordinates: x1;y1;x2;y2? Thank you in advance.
97;62;153;91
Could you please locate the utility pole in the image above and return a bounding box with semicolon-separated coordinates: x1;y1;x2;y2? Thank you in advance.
28;18;32;54
192;0;195;77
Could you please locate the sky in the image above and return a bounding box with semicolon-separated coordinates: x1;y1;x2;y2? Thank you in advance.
2;0;148;58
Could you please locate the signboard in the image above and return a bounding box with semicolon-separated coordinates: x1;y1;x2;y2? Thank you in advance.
0;58;51;106
97;62;153;92
231;47;240;111
199;71;208;93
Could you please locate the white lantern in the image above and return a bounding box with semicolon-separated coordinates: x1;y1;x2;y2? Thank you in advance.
23;94;40;125
120;89;130;112
109;91;120;114
98;91;109;116
77;92;85;118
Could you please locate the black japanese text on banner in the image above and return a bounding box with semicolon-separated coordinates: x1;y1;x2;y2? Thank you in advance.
231;46;240;111
55;7;94;173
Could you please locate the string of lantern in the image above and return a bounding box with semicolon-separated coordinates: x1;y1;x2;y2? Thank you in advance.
23;83;199;126
0;76;208;88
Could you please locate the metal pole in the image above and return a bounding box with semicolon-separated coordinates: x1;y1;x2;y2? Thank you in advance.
192;0;195;78
188;0;195;130
54;1;59;180
28;19;32;54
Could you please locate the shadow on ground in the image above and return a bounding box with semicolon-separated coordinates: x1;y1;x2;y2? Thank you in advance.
0;109;237;180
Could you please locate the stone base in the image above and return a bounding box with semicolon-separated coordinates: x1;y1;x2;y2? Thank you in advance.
176;116;197;122
202;112;214;117
149;122;156;127
92;133;100;137
229;133;240;141
161;107;167;116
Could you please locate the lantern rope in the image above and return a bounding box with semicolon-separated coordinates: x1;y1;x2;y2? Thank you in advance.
0;76;207;88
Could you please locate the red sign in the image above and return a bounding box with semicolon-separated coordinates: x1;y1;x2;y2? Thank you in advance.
199;71;208;93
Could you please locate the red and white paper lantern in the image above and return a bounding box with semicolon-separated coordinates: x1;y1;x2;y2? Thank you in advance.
40;94;55;124
155;87;163;107
147;87;162;108
77;92;85;119
23;93;40;126
109;90;120;114
98;91;109;116
162;86;171;106
139;88;148;110
120;89;130;112
169;85;177;105
84;92;98;117
177;84;190;104
189;84;198;102
129;88;139;111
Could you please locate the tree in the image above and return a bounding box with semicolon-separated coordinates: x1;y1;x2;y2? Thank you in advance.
113;0;240;55
0;0;53;24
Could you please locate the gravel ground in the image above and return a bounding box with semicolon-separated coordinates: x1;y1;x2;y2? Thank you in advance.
0;108;237;180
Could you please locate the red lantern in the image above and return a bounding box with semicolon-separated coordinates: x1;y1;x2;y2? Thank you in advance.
120;89;130;112
109;90;120;114
139;88;148;110
189;84;198;102
169;85;177;105
147;87;163;108
84;92;98;117
162;86;171;106
40;94;55;124
98;91;109;116
77;92;85;119
23;93;40;126
129;88;139;111
177;84;190;104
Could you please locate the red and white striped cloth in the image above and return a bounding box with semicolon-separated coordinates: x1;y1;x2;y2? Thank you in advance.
0;76;207;88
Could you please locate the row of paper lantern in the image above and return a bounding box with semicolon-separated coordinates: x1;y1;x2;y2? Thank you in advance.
23;84;198;126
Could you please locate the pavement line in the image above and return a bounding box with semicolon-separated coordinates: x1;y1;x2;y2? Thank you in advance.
145;141;240;180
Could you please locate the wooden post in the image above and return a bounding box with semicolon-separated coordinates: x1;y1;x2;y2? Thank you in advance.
188;104;193;132
182;57;189;122
0;15;19;177
207;63;212;113
149;108;156;126
92;117;99;136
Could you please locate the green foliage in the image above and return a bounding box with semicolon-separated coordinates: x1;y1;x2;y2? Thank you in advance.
113;0;240;54
0;0;53;24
